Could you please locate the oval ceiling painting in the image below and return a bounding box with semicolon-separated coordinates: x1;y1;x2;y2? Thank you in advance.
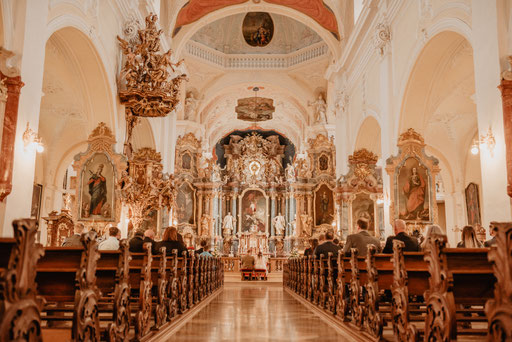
242;12;274;47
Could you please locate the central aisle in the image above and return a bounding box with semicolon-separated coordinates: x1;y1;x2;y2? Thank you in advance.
168;283;352;341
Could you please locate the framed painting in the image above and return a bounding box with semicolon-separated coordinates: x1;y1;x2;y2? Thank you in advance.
242;12;274;47
177;182;195;226
31;183;43;221
78;152;115;221
240;189;267;232
465;182;481;226
397;157;431;222
352;192;375;234
314;183;334;226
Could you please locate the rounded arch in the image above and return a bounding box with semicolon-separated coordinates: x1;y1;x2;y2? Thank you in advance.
172;3;341;61
133;118;157;150
353;116;381;158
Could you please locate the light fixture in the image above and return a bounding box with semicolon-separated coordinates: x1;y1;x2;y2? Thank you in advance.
22;122;44;153
470;142;479;155
470;127;496;157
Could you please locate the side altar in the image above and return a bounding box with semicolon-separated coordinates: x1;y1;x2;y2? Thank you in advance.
174;130;338;256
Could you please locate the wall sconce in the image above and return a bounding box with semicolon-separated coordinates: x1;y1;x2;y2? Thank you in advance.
470;127;496;157
22;123;44;153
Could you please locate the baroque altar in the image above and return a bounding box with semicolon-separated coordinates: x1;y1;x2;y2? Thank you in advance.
173;130;337;256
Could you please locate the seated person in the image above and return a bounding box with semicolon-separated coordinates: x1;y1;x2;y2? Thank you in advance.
315;231;341;258
484;224;498;247
303;238;318;257
62;223;85;247
241;253;256;270
383;219;420;253
98;227;120;251
200;244;213;257
129;228;155;253
195;240;207;255
254;252;267;271
343;219;381;257
154;226;188;256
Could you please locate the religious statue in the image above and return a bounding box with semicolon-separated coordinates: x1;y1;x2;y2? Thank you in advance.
285;163;296;183
308;93;327;124
201;215;211;236
184;92;199;121
289;219;297;237
62;192;72;212
275;236;284;256
223;212;236;237
300;214;313;237
272;212;286;236
223;235;233;255
211;163;222;182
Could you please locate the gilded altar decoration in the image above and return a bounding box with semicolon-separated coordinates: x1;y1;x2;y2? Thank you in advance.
118;13;187;156
223;132;286;185
43;210;74;247
72;123;127;225
308;134;335;178
175;133;202;178
386;129;440;230
338;149;384;237
119;148;176;231
314;183;334;226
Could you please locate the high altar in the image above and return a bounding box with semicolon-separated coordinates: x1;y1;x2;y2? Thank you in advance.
174;131;338;256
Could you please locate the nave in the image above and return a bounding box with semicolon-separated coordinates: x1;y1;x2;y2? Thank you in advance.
169;282;353;342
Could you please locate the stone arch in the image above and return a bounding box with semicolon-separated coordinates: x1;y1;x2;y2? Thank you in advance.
353;116;381;158
171;2;342;61
35;26;116;219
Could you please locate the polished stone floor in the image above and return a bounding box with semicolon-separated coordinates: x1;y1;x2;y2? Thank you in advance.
169;283;352;341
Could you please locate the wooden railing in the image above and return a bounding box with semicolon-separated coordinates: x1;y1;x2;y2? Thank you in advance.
221;257;288;273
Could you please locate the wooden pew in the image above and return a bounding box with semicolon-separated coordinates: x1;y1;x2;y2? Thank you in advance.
0;219;45;342
36;231;101;341
485;221;512;340
128;244;153;340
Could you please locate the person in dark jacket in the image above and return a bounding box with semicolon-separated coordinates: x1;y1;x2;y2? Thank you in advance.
129;229;156;253
154;226;188;256
382;219;419;253
315;231;341;258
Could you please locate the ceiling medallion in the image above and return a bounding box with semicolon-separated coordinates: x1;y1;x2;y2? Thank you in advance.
235;87;275;122
242;12;274;47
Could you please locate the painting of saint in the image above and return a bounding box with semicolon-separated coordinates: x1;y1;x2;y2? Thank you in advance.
241;190;267;232
314;184;334;226
319;154;329;171
242;12;274;47
30;184;43;221
398;158;430;221
352;193;375;234
182;152;192;170
177;182;195;225
465;183;481;226
79;153;115;221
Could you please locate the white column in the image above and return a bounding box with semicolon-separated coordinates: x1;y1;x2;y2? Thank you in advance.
168;111;177;174
379;43;395;237
2;0;49;235
471;0;512;226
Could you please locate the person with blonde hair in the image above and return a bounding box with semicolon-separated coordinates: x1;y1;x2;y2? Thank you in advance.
457;225;483;248
420;224;444;250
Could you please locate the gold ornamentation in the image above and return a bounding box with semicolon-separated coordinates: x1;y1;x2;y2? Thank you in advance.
348;148;378;165
398;128;425;146
72;122;127;224
118;13;186;116
119;148;176;232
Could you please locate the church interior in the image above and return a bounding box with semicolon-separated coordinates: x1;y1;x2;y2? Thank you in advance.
0;0;511;341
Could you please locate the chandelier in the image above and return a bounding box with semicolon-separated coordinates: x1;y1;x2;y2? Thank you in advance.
235;87;275;122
